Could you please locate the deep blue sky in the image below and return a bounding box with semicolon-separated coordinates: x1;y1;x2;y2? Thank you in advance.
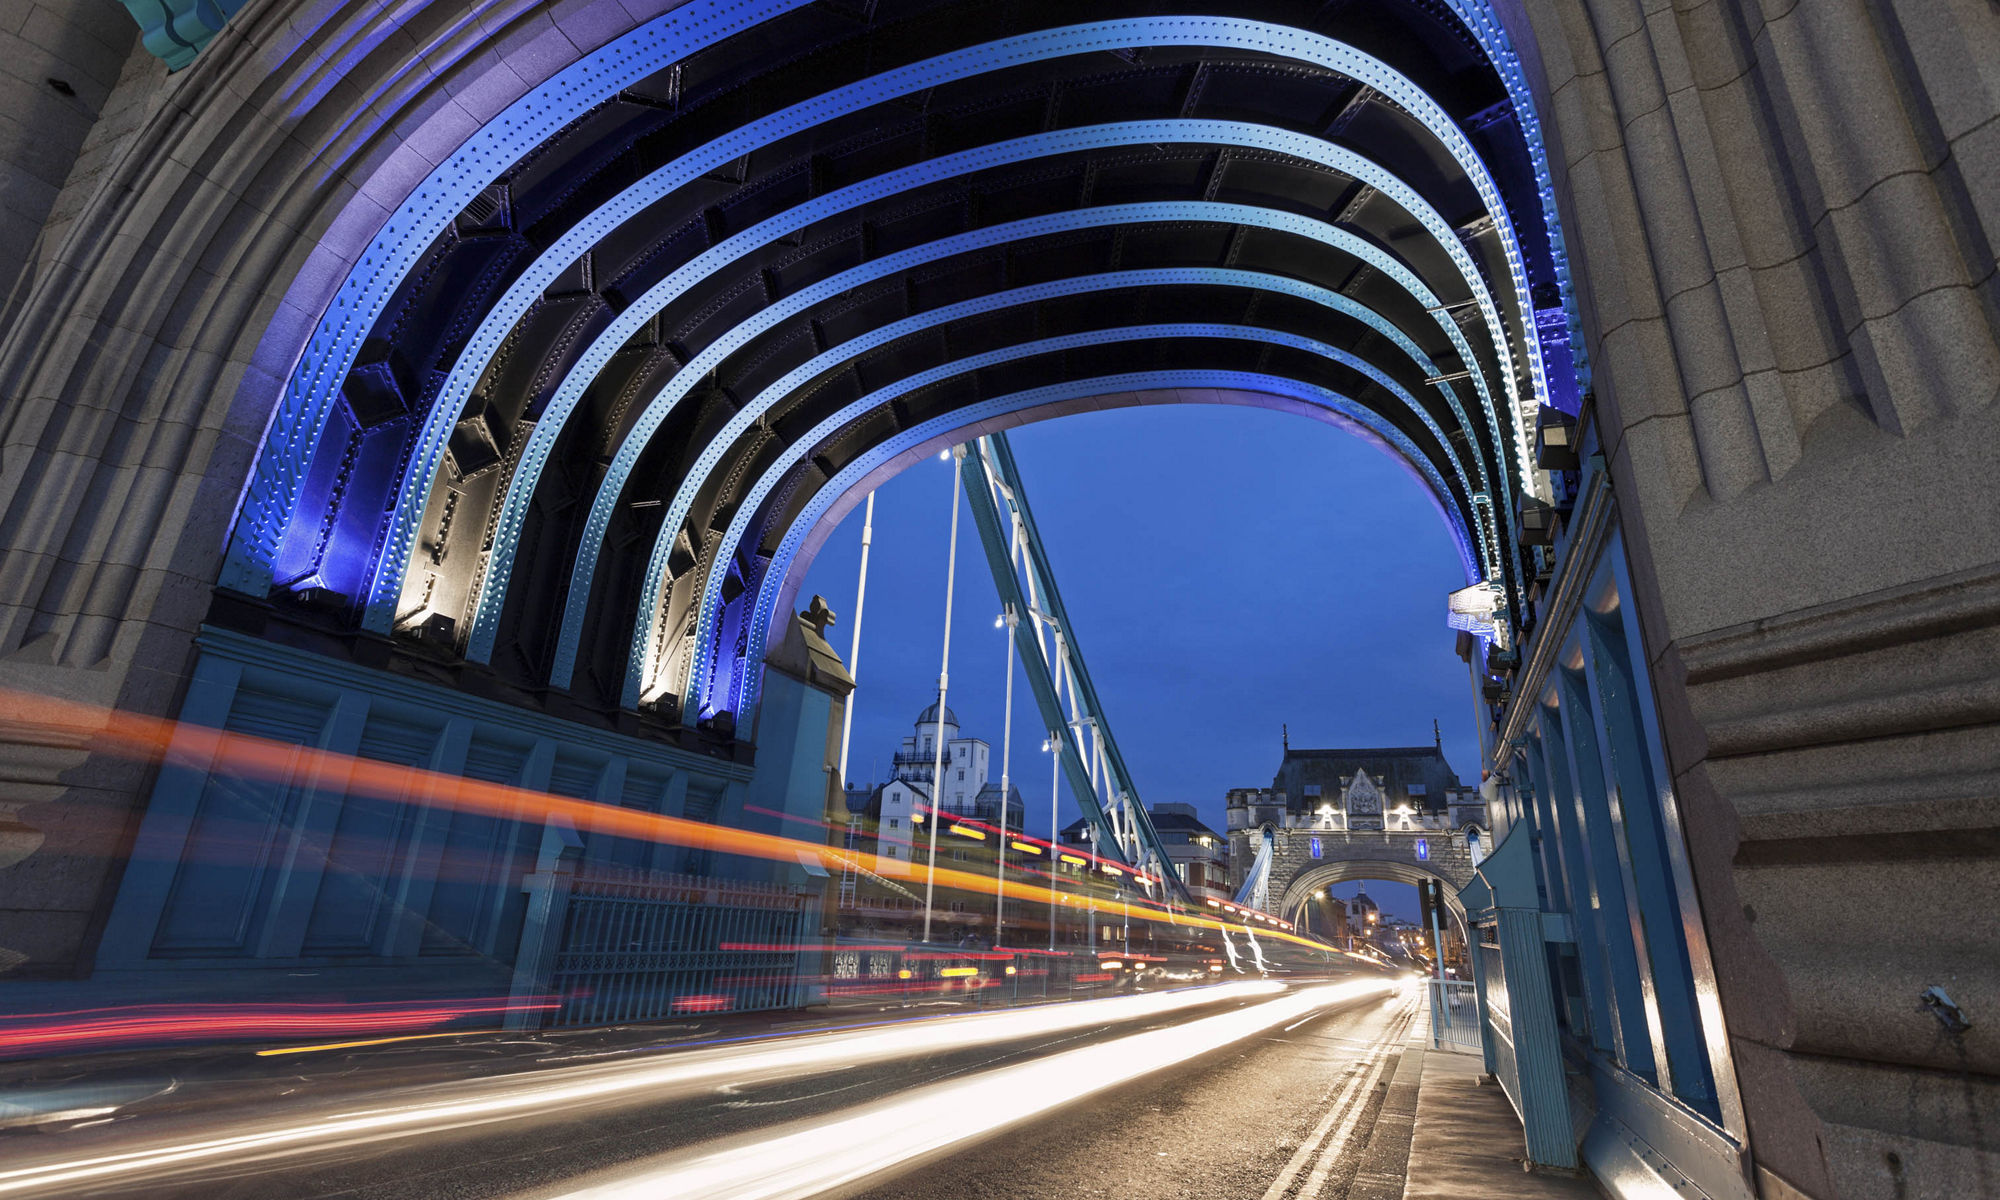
798;404;1479;922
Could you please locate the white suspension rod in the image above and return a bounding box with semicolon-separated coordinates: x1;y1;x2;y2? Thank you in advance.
834;492;875;788
996;607;1016;948
920;446;965;946
1047;732;1060;953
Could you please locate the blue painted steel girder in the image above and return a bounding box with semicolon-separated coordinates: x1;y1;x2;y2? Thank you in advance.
650;305;1491;713
714;367;1479;721
548;199;1516;692
223;11;1570;644
455;119;1526;670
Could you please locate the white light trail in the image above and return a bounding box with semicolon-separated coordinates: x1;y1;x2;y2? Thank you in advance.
0;984;1282;1198
539;980;1398;1200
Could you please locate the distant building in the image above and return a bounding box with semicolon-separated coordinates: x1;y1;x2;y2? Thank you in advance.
1348;884;1381;935
1059;801;1232;905
1225;738;1487;899
844;702;1025;875
835;705;1028;942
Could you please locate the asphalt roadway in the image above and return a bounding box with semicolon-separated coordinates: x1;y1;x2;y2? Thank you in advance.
850;987;1421;1200
0;980;1421;1200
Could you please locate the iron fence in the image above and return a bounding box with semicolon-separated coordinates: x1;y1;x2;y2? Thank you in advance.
1428;977;1482;1054
547;868;813;1026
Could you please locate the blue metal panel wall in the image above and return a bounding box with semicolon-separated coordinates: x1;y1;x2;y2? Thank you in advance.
91;628;760;1009
1478;448;1754;1200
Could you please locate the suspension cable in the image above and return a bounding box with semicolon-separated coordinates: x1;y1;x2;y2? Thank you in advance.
920;447;965;945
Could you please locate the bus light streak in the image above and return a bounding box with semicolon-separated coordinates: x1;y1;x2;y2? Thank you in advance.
0;686;1357;977
548;981;1398;1200
0;984;1283;1198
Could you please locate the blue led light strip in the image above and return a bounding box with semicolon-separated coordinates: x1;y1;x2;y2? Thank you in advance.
453;119;1513;660
546;200;1506;689
1439;0;1589;395
633;278;1491;708
724;369;1482;718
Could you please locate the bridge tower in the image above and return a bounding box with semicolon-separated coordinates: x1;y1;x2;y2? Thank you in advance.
1226;740;1489;927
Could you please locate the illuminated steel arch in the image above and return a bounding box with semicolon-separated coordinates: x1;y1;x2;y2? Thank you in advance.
461;117;1526;670
557;195;1510;692
638;291;1497;708
727;370;1479;718
214;0;1583;738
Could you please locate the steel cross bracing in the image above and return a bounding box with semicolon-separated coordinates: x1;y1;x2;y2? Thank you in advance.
958;432;1189;905
1234;828;1275;912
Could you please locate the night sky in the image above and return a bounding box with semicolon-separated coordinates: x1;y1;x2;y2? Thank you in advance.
798;403;1478;923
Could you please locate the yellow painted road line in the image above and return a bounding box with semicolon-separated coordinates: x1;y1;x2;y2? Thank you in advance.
255;1031;467;1057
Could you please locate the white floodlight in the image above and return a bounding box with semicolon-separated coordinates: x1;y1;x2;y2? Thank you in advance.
1446;581;1511;651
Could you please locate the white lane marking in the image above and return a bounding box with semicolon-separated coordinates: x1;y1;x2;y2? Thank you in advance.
543;981;1398;1200
1295;1028;1405;1198
720;1078;874;1110
1259;993;1416;1200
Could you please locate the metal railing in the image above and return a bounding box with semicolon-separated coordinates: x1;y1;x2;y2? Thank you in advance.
547;868;813;1027
1428;977;1482;1054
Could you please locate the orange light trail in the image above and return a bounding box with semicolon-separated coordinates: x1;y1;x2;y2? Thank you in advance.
0;687;1345;959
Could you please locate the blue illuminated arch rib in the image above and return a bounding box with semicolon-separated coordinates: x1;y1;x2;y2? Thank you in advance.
219;0;821;599
1437;0;1589;403
232;14;1562;630
457;118;1515;661
631;283;1492;707
721;369;1481;719
547;200;1510;690
661;322;1486;708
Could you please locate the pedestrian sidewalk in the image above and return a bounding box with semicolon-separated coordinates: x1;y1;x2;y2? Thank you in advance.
1400;1043;1600;1200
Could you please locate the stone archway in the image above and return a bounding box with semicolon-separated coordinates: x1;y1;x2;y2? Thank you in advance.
0;3;1994;1196
1275;854;1473;948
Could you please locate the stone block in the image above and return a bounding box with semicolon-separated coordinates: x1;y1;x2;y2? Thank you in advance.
1592;317;1685;430
1744;250;1842;376
546;0;637;54
36;0;139;64
1846;286;2000;436
1886;0;2000;144
1689;74;1814;271
0;102;94;190
1953;118;2000;264
1563;153;1664;336
1672;0;1754;93
1737;367;1799;481
19;2;131;94
1685;381;1767;499
1624;110;1723;303
1602;14;1669;124
1663;280;1744;402
1762;1;1932;212
476;9;585;87
1822;170;1980;323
